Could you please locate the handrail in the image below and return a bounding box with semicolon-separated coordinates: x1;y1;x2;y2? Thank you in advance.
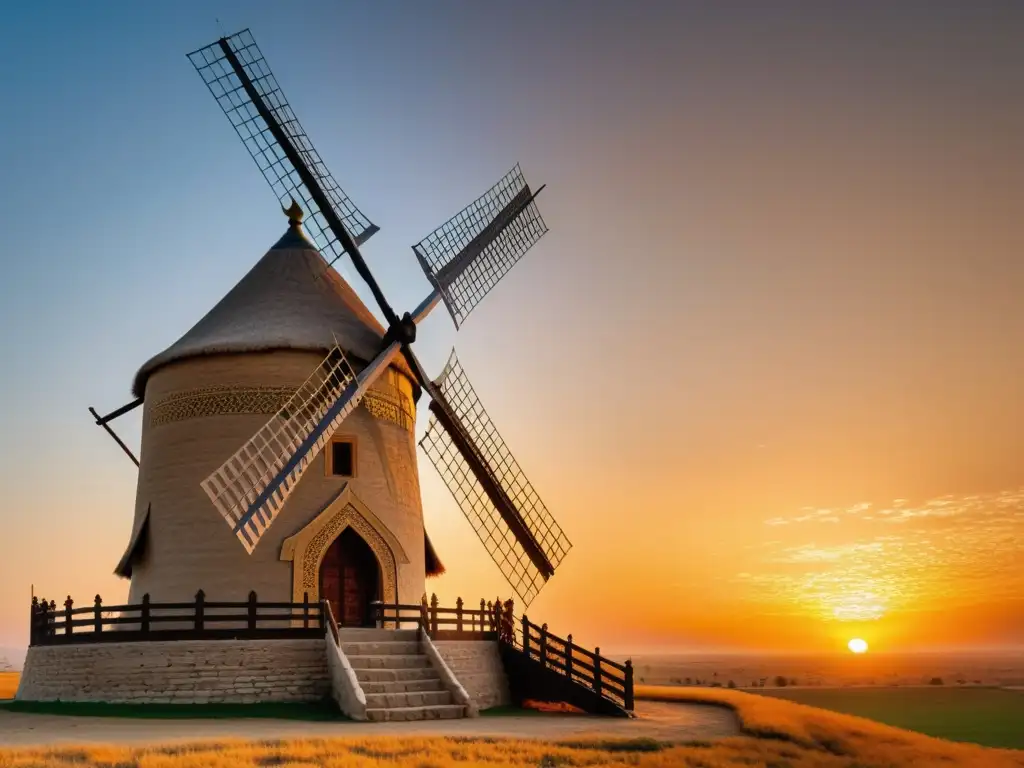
370;594;511;638
29;591;324;647
322;599;340;646
370;593;632;712
513;613;634;712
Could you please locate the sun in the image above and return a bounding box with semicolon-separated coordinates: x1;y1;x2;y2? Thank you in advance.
848;638;869;654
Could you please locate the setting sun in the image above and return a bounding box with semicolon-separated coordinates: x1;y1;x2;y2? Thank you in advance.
848;638;869;654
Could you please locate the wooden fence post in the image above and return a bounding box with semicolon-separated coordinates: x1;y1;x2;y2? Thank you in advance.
456;597;463;633
318;599;327;631
420;593;429;629
565;634;573;678
141;593;150;633
303;592;310;629
64;596;73;636
522;615;530;656
479;599;485;633
29;597;38;646
539;623;548;667
625;659;634;710
195;589;205;631
94;595;103;634
247;590;257;630
593;647;602;696
429;593;439;635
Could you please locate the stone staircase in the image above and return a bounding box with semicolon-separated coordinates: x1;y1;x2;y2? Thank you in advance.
339;628;466;722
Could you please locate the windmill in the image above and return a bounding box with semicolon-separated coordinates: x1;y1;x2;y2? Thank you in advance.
187;29;570;608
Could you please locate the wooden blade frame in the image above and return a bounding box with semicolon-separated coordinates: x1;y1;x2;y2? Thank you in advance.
202;344;397;552
188;30;382;284
199;286;449;554
418;351;572;607
413;165;548;328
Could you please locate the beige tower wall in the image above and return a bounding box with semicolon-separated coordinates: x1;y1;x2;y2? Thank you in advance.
123;349;426;608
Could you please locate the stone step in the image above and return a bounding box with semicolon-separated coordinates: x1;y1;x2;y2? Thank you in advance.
341;640;420;657
360;678;447;695
364;690;452;710
347;654;431;670
355;666;439;683
365;704;466;722
338;628;419;642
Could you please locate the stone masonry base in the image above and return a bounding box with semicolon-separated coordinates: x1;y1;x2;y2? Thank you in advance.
16;639;330;704
433;641;510;710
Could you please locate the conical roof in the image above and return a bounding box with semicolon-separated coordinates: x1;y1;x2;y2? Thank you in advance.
132;220;406;397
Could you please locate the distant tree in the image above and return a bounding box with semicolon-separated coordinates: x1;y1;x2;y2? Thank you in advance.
773;675;788;687
727;680;737;689
751;681;758;688
684;677;692;685
929;677;944;686
789;678;799;686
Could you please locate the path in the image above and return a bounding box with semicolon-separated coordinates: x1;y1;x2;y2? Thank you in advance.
0;701;739;748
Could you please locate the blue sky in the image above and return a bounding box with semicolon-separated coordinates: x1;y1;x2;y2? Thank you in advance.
1;1;1023;656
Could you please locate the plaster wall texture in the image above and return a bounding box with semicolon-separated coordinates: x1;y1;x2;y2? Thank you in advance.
16;639;329;704
433;641;511;711
124;350;426;609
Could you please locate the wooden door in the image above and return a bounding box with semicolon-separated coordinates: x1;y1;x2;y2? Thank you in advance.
319;528;381;627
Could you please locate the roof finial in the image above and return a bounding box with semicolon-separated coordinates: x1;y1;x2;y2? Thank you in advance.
283;197;304;225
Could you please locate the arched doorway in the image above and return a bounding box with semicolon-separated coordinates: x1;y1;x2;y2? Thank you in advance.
319;527;381;627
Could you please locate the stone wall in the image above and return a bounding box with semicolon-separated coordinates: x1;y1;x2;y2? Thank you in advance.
17;639;330;704
433;641;510;711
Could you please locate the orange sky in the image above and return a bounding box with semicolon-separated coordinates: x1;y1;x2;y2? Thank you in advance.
1;2;1023;658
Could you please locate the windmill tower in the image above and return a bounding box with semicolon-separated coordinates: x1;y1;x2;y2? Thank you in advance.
98;29;571;627
113;204;441;624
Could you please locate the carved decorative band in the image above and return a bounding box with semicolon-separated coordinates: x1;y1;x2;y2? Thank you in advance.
150;385;414;431
150;386;293;427
363;391;415;432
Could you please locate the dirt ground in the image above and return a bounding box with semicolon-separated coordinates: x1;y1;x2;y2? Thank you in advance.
0;700;738;748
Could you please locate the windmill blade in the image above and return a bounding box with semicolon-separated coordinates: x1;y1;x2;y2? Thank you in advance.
413;165;548;329
202;342;401;553
188;29;379;270
418;351;571;607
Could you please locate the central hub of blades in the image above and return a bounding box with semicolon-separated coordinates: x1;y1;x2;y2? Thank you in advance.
386;312;417;346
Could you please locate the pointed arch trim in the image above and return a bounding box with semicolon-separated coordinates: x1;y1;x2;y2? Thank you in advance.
279;483;409;607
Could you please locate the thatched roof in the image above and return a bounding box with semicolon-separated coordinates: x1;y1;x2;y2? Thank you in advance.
132;222;412;398
425;531;445;578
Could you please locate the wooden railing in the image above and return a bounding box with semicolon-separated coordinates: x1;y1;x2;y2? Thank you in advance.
370;594;516;641
370;594;632;711
29;591;325;646
515;615;634;711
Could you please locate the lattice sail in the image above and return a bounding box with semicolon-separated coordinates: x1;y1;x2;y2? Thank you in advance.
419;351;571;607
201;344;401;554
188;29;379;269
413;165;548;328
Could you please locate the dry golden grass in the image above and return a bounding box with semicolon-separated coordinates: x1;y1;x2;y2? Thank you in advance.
0;684;1020;766
636;684;1024;766
0;674;18;700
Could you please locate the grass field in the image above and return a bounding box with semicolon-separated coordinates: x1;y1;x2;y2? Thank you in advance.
0;687;1020;767
0;674;17;700
755;686;1024;750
